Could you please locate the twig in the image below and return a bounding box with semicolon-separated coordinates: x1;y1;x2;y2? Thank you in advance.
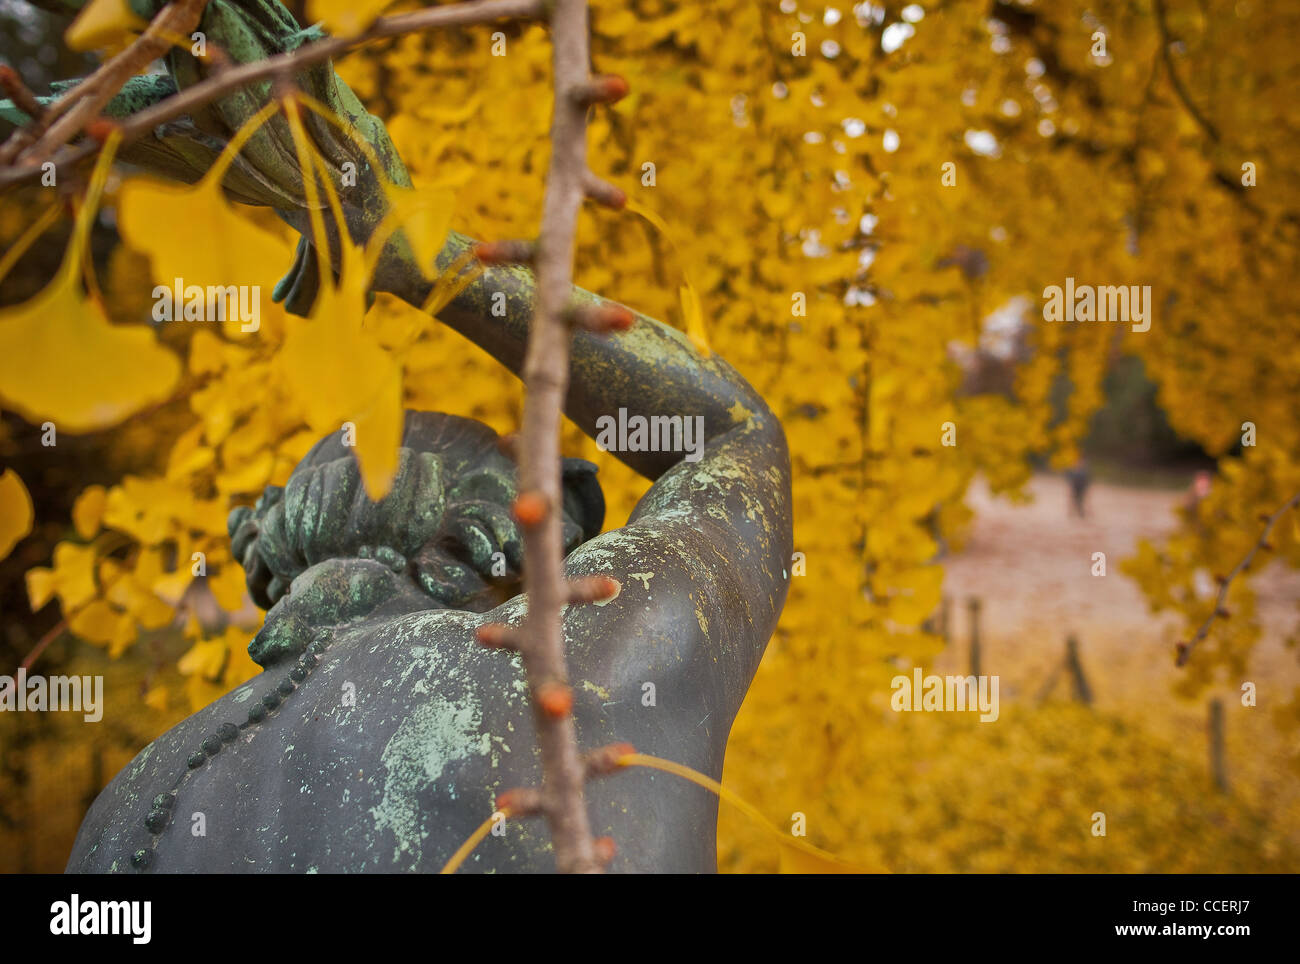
14;0;212;170
0;66;88;166
464;0;629;875
506;0;606;875
18;618;68;673
0;66;46;127
1177;488;1300;666
1152;0;1220;142
0;0;545;190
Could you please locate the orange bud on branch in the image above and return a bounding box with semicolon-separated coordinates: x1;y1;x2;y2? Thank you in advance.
569;302;635;335
86;119;118;144
0;66;45;124
495;786;543;818
474;623;522;651
511;491;550;527
593;836;617;865
536;682;573;719
582;171;626;209
567;575;621;604
570;74;629;107
584;742;636;778
473;239;536;266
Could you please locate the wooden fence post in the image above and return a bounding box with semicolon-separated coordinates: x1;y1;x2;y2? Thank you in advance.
1065;634;1093;705
1208;698;1229;792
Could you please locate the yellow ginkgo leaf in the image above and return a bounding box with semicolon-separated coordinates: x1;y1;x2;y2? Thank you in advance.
678;281;709;356
307;0;391;36
191;497;229;536
65;0;149;53
26;568;56;612
0;252;180;433
71;485;107;540
0;469;34;561
279;247;403;499
275;92;402;500
178;626;260;709
207;562;248;612
624;198;711;354
347;362;404;501
29;542;98;611
376;185;456;276
143;683;171;712
776;837;873;874
151;569;192;608
117;173;294;298
105;576;173;630
215;449;275;495
177;637;228;679
68;598;122;647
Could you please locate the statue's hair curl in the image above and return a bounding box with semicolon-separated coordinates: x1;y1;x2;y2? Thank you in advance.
228;412;604;612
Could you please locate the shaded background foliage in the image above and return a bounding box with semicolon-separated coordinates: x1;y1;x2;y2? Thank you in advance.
1;0;1298;871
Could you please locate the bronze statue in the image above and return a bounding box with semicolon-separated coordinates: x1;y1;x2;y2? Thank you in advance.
41;0;792;873
68;276;792;871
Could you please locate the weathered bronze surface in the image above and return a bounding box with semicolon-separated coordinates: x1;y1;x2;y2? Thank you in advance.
31;0;793;872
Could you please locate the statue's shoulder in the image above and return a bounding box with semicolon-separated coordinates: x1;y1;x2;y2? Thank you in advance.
67;593;736;873
67;610;552;873
66;680;256;872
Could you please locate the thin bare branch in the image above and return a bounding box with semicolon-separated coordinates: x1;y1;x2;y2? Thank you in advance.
16;0;212;169
0;66;46;126
1177;489;1300;666
509;0;604;874
1153;0;1220;142
0;0;545;190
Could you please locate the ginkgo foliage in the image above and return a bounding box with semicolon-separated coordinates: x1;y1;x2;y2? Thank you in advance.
1;0;1297;872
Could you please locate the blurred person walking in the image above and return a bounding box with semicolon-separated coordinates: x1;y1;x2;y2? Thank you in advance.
1066;457;1092;519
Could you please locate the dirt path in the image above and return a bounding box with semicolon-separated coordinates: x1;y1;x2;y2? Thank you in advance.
938;473;1300;815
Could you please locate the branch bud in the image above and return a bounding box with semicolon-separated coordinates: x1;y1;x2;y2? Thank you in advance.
567;575;621;604
584;742;636;778
86;118;118;144
582;172;626;210
569;303;635;335
511;491;550;527
474;623;521;651
495;787;543;818
0;66;44;123
571;74;629;107
593;836;617;865
536;682;573;720
473;240;536;266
